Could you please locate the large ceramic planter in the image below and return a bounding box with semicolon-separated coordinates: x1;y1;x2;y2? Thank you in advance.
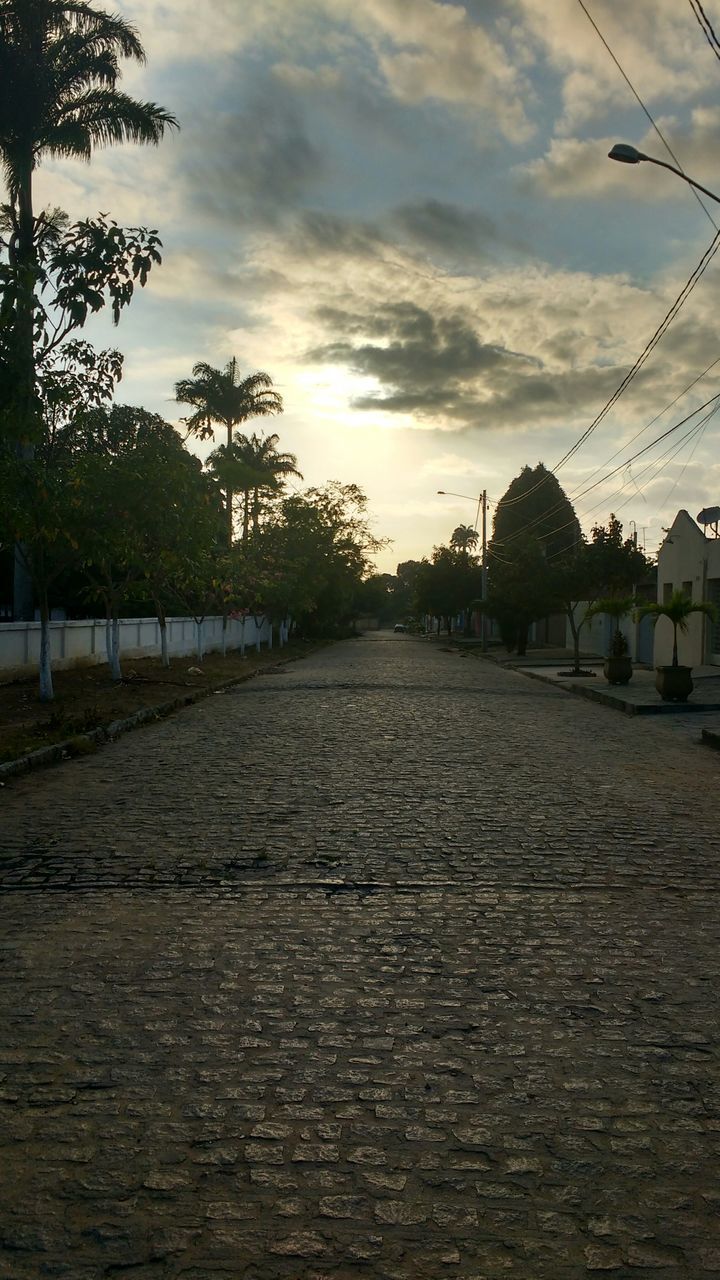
604;655;633;685
655;665;693;702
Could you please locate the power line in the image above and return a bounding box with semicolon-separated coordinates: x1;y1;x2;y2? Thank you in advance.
495;352;720;512
578;0;718;228
493;229;720;517
553;228;720;470
493;2;720;522
498;391;720;550
688;0;720;65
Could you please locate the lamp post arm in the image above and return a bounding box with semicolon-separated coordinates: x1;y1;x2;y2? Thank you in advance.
640;153;720;207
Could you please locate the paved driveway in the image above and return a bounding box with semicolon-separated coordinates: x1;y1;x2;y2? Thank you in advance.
1;634;719;1278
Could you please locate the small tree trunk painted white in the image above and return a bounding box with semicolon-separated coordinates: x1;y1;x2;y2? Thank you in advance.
240;618;246;657
110;613;122;681
268;623;273;651
39;597;54;702
160;621;169;667
221;613;228;657
196;619;204;661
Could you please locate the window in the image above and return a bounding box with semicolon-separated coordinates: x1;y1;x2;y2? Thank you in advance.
682;580;693;599
662;583;673;604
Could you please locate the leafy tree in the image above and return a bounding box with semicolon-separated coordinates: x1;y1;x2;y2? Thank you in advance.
486;464;581;654
392;559;423;623
0;439;76;698
415;545;483;636
551;516;652;674
353;572;395;622
174;359;283;546
486;535;555;654
62;405;219;677
260;482;386;635
0;0;177;613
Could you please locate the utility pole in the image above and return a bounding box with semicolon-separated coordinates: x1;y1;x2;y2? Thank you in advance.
481;489;488;653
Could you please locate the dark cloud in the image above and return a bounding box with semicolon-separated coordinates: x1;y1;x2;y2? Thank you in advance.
290;211;388;259
306;296;647;431
181;87;325;223
390;199;503;257
308;300;541;423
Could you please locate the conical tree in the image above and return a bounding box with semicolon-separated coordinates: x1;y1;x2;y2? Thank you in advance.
175;359;283;545
493;462;580;559
0;0;178;615
488;463;579;655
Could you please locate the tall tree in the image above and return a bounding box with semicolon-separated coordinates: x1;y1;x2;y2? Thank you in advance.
492;463;581;559
487;463;580;654
234;431;302;540
415;545;483;636
0;0;177;614
174;359;283;547
450;524;479;556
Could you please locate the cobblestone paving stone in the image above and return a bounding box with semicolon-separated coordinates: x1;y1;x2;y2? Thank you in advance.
1;634;719;1278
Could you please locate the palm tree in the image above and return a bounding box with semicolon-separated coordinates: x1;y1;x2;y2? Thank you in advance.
205;442;271;546
0;0;178;615
450;524;479;556
175;359;283;545
234;431;302;540
638;589;716;668
0;0;177;403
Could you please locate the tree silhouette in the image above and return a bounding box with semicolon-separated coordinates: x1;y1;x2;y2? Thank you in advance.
175;359;283;546
450;524;479;556
0;0;177;615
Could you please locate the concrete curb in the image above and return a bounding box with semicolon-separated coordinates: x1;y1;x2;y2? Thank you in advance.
515;666;720;717
702;728;720;750
0;650;315;783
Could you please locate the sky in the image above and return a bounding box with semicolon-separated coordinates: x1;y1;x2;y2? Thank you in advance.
32;0;720;572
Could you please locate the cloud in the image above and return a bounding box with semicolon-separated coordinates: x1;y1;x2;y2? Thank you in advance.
308;299;540;424
520;108;720;203
514;0;719;135
389;199;511;258
177;88;326;225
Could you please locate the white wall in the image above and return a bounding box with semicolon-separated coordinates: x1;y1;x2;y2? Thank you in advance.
565;606;637;659
0;614;272;677
655;511;720;667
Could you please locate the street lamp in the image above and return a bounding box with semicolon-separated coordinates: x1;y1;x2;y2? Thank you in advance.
608;143;720;206
437;488;488;651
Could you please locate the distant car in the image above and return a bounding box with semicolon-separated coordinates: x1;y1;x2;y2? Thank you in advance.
393;623;407;633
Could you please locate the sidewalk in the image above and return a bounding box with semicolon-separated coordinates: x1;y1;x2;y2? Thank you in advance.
468;644;720;744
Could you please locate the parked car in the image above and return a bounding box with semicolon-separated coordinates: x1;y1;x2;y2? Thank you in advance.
393;623;407;633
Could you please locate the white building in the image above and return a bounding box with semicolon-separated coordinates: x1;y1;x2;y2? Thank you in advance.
655;510;720;667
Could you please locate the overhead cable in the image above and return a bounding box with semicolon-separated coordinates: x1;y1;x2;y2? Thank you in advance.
688;0;720;66
578;0;718;228
497;391;720;549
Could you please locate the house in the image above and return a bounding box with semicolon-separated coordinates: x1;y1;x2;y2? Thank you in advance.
655;509;720;667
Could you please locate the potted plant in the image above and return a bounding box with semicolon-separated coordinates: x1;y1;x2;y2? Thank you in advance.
587;596;634;685
637;590;717;702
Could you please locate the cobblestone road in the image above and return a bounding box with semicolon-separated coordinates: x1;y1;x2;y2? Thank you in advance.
1;635;719;1279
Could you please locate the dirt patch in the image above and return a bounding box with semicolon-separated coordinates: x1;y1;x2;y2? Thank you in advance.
0;641;324;765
